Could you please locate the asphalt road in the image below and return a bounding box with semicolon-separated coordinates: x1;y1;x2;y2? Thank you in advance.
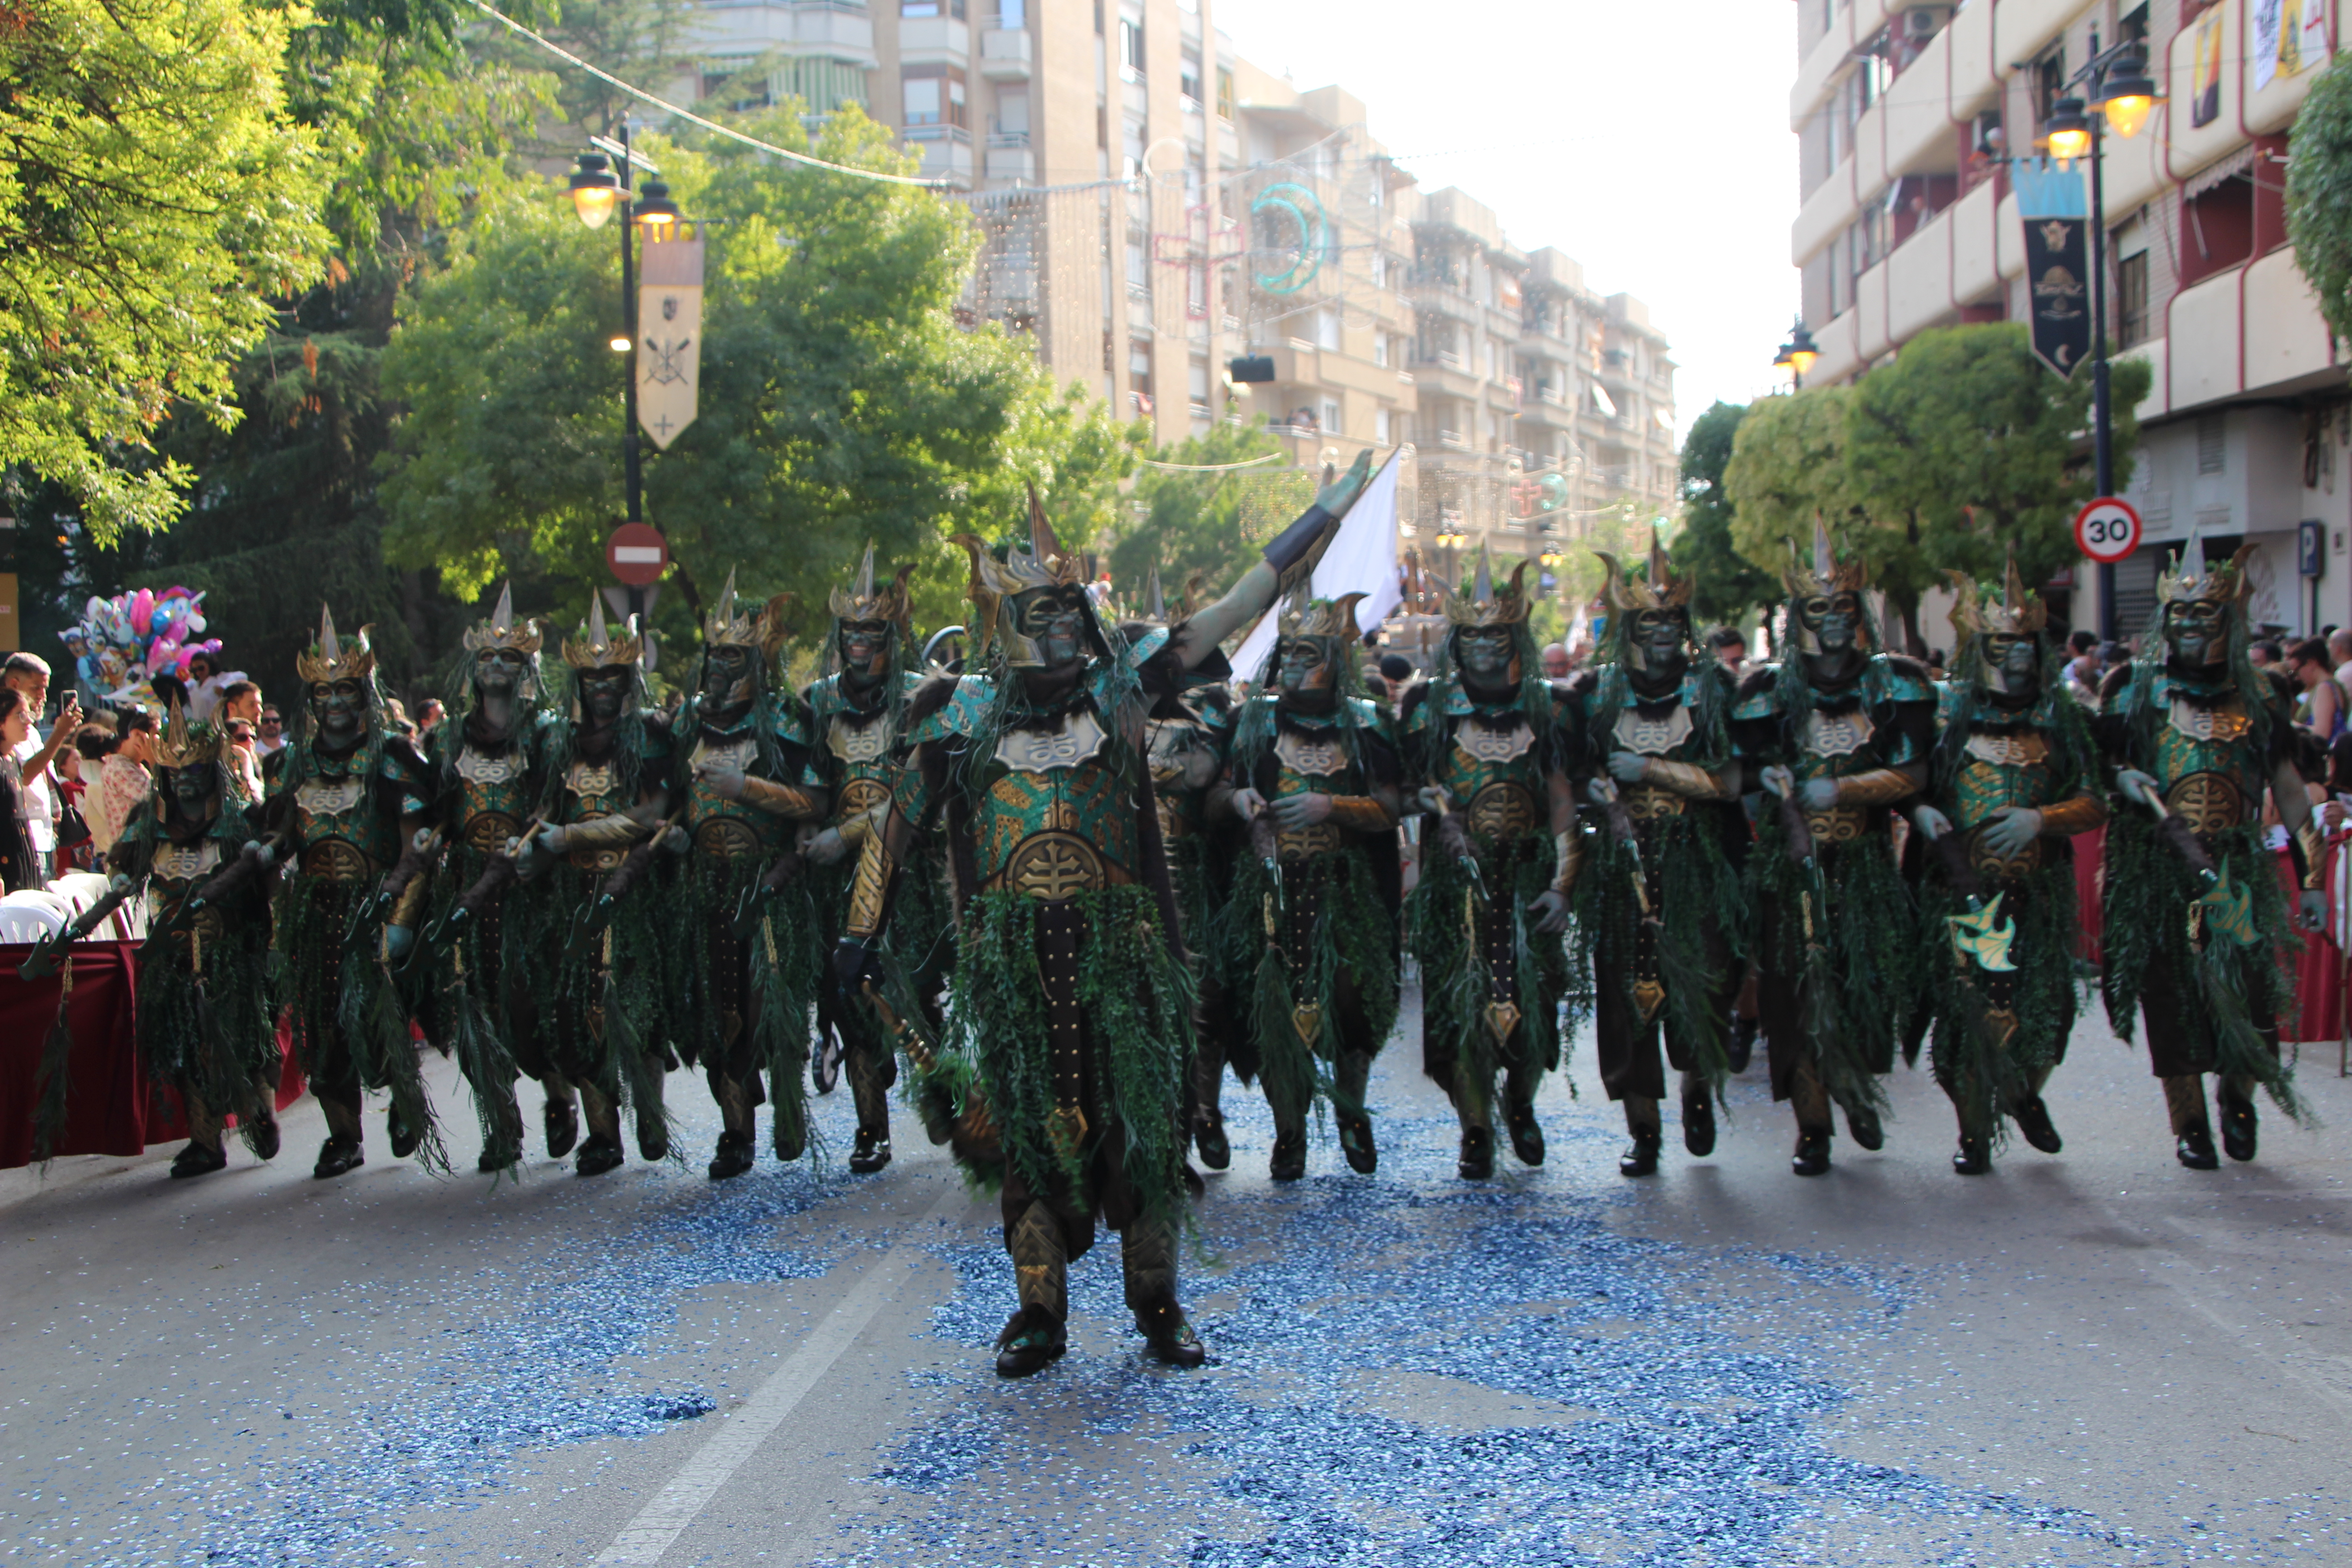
4;985;2350;1567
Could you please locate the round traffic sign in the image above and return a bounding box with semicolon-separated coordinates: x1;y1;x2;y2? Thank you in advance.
606;522;668;587
2073;497;2141;564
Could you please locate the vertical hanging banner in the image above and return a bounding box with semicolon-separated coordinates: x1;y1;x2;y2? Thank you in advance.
2012;160;2090;379
637;232;705;449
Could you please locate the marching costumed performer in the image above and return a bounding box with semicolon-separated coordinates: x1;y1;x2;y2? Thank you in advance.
803;547;943;1176
1573;534;1745;1178
415;584;552;1173
25;701;281;1178
2096;534;2321;1168
669;572;831;1181
235;608;441;1179
1224;588;1404;1182
1731;524;1936;1176
1402;550;1578;1180
1119;568;1246;1171
1911;561;2106;1175
517;599;677;1178
833;495;1204;1376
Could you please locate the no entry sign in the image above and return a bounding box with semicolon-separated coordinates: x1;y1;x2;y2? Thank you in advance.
606;522;668;586
2073;497;2142;564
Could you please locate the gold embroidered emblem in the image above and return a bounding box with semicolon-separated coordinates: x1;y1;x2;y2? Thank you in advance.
151;841;220;883
690;736;759;774
1002;832;1107;901
838;778;890;820
1275;823;1344;859
1805;805;1867;844
1614;705;1693;757
1803;708;1874;758
295;776;364;818
454;747;524;785
1291;1002;1323;1048
995;709;1107;771
302;838;371;882
694;817;764;858
567;761;617;798
1632;979;1666;1021
1622;784;1687;822
829;715;890;764
1274;729;1347;777
1456;719;1535;764
2166;772;2245;833
1963;732;2048;768
462;812;521;853
1483;1000;1523;1045
2167;697;2252;744
1465;781;1540;839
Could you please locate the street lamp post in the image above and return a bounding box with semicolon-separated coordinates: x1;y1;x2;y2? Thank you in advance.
2042;31;2161;639
568;126;682;624
1773;318;1819;392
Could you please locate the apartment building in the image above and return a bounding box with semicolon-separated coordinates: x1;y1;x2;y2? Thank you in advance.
1790;0;2350;637
692;0;1678;594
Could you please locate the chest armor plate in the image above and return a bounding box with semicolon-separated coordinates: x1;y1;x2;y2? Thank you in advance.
1439;714;1543;824
1274;728;1348;780
1614;704;1693;758
976;750;1136;897
147;840;221;919
687;736;782;860
1465;782;1540;840
456;746;528;849
2151;697;2262;827
565;760;629;822
294;771;391;873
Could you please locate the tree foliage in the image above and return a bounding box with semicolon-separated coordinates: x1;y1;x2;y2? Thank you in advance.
378;111;1143;658
0;0;329;542
2289;54;2352;346
1103;422;1303;606
1725;323;2146;649
1669;401;1775;629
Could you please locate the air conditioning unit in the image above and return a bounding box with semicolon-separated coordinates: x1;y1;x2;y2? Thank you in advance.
1904;8;1944;43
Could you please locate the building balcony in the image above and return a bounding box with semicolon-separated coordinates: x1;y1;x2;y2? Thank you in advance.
984;133;1033;182
902;124;972;185
977;26;1030;82
1410;284;1483;328
898;15;968;64
695;0;877;68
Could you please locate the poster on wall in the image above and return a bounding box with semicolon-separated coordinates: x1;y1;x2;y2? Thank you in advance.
2304;0;2335;74
2193;6;2226;126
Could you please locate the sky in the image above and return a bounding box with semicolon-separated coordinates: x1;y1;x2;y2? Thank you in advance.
1214;0;1799;442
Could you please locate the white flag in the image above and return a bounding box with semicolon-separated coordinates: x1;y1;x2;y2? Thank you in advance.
1230;449;1403;683
637;234;705;450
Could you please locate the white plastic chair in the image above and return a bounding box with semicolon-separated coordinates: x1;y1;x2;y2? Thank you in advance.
0;892;69;945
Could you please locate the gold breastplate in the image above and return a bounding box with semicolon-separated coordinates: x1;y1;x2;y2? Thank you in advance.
1464;780;1540;839
2166;772;2247;833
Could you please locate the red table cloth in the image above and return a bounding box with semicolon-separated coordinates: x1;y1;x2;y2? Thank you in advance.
0;941;303;1169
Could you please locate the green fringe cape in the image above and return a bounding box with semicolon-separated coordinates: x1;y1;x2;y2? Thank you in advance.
931;885;1195;1222
1224;845;1398;1121
278;876;448;1173
1747;823;1922;1117
1409;828;1578;1096
513;858;676;1135
673;853;824;1156
411;843;531;1160
1577;810;1745;1101
1918;861;2081;1146
2100;816;2307;1120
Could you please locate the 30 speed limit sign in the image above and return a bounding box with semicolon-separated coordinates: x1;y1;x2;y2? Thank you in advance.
2073;496;2142;564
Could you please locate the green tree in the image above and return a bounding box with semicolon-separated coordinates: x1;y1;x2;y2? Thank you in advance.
1844;323;2144;648
378;111;1143;661
2290;54;2352;345
1725;325;2146;652
1669;401;1775;629
54;0;554;700
1103;422;1299;605
0;0;328;542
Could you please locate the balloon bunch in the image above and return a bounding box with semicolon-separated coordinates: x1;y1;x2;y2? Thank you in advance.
59;588;235;709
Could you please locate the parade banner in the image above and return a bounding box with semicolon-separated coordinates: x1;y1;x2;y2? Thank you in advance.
637;233;705;450
2013;161;2090;379
1230;448;1401;681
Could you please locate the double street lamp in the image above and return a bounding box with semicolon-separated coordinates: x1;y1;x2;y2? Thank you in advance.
566;125;683;531
2040;31;2163;637
1773;318;1819;391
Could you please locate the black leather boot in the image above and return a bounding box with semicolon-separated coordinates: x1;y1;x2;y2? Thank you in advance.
993;1307;1068;1377
2218;1090;2258;1163
387;1108;420;1159
248;1107;281;1162
1456;1124;1495;1180
2175;1123;2220;1170
1951;1135;1990;1176
848;1126;893;1175
544;1096;579;1159
1844;1104;1884;1152
574;1134;625;1177
1791;1129;1832;1177
170;1141;227;1179
1681;1090;1716;1158
1193;1108;1231;1171
313;1137;365;1180
707;1130;755;1181
1618;1135;1661;1178
1725;1014;1757;1074
1336;1112;1377;1175
1270;1127;1307;1181
1504;1096;1545;1166
2009;1094;2063;1155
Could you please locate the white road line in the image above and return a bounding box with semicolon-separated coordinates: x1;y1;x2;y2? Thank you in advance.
594;1183;971;1566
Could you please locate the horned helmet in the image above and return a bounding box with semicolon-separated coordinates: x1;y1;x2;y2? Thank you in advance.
2155;529;2254;670
828;542;916;681
1781;518;1872;657
1596;526;1694;676
951;486;1108;671
1441;547;1533;686
560;595;646;724
695;568;791;712
1945;551;2050;700
461;580;544;704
